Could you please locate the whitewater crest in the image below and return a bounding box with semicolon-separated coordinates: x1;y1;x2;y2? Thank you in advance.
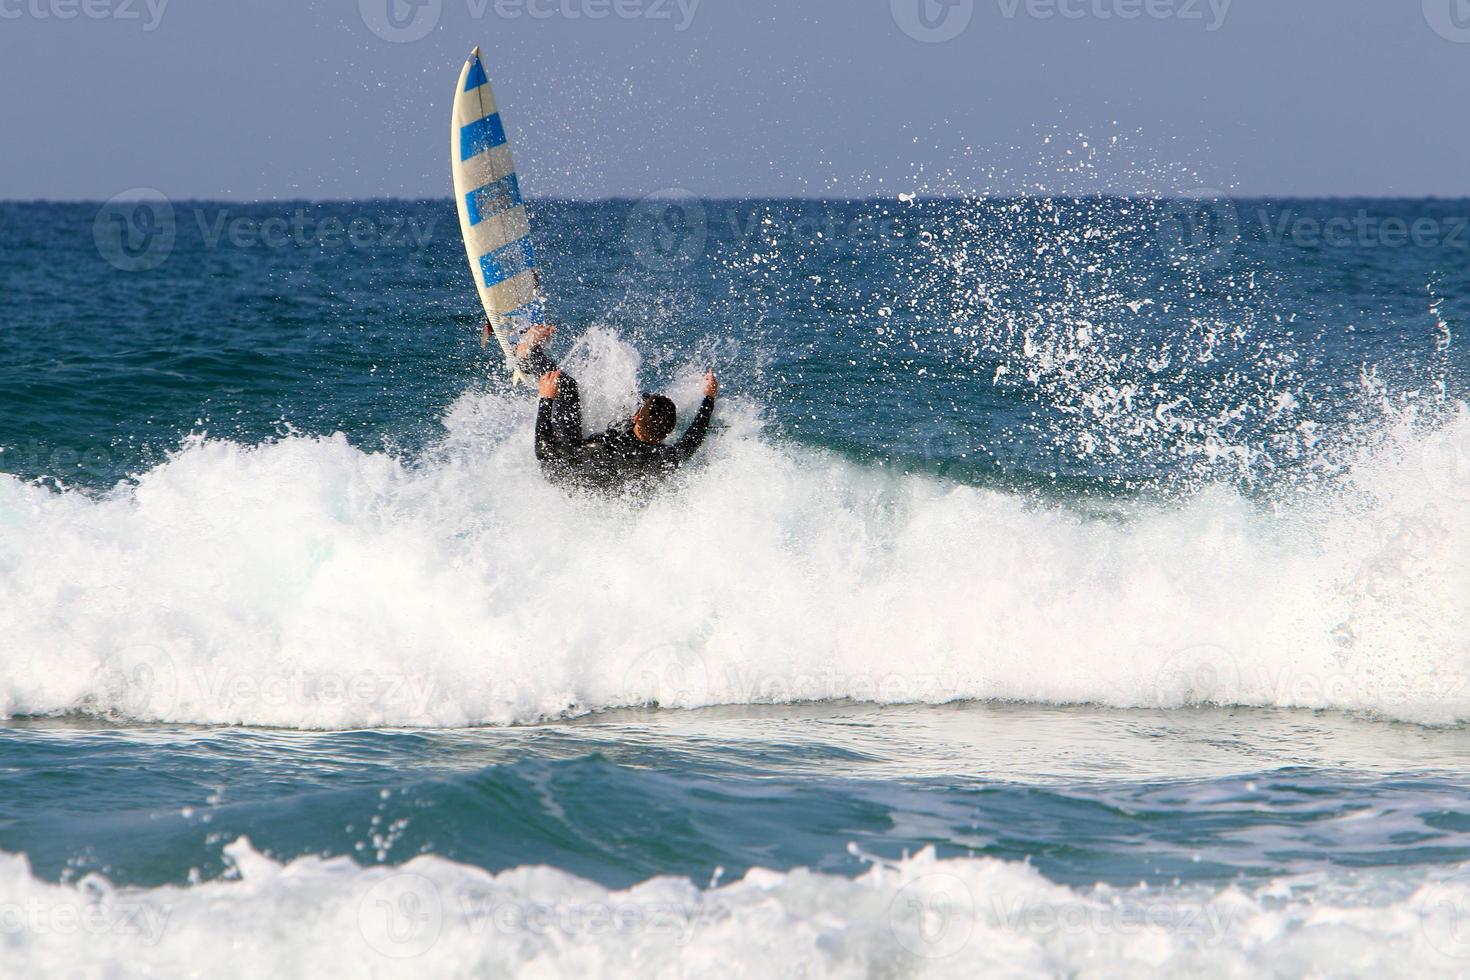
3;838;1470;977
0;336;1468;729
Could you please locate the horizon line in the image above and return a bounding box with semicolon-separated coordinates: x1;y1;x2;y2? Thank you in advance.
7;193;1470;206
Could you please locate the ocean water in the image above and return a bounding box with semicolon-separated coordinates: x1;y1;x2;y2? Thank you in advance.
2;195;1470;976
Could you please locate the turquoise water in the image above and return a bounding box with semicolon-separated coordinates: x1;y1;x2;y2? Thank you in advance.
2;197;1470;975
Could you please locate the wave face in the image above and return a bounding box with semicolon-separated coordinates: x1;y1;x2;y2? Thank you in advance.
2;330;1468;728
5;839;1470;978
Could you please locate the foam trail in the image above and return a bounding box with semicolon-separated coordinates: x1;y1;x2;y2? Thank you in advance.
1;839;1468;977
0;338;1468;728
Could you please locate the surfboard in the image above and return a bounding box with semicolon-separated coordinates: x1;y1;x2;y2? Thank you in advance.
451;46;541;385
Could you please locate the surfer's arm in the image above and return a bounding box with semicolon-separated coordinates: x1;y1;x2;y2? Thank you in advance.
534;400;561;462
672;373;718;463
515;323;560;377
535;370;581;463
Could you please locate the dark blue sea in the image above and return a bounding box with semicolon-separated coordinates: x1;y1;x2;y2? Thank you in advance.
2;195;1470;975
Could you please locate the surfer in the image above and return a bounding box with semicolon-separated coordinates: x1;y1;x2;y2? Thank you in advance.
512;324;718;490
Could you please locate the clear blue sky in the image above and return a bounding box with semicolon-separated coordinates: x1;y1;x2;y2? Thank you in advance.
2;0;1466;200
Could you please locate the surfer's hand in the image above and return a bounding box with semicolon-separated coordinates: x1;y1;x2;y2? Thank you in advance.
516;323;556;360
539;369;562;399
703;371;719;399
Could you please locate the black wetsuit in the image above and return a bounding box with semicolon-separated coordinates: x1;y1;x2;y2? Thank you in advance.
524;347;715;491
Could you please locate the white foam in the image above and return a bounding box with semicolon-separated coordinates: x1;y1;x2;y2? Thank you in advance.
1;338;1468;728
2;838;1469;978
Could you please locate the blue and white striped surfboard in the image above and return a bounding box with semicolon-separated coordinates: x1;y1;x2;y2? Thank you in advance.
452;46;540;385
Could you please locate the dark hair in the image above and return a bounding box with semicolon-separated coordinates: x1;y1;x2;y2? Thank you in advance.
638;394;677;442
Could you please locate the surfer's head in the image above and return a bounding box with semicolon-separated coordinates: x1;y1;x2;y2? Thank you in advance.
633;394;677;443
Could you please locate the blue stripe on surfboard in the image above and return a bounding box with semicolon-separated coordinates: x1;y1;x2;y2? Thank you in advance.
465;173;522;226
502;298;543;321
464;58;489;92
479;238;535;288
460;113;507;162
